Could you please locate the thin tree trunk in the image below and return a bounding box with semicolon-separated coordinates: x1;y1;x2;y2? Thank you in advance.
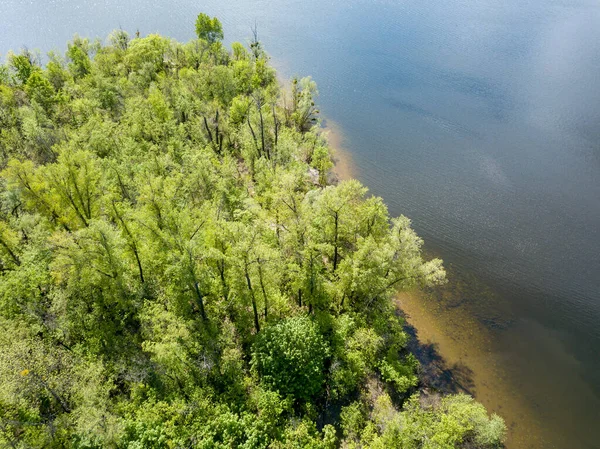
258;103;267;158
245;266;260;333
112;202;144;283
333;212;339;271
258;261;268;320
0;237;20;266
192;279;207;320
366;275;412;307
218;260;227;298
217;240;229;300
272;104;279;148
33;373;70;413
203;116;213;143
214;110;221;153
189;260;207;320
247;115;259;155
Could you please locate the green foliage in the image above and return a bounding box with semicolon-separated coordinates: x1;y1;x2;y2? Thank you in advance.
340;401;368;444
285;76;320;131
195;13;224;44
45;51;68;90
329;316;383;398
7;49;38;84
66;36;93;79
108;29;130;51
25;70;55;110
252;316;329;401
272;421;337;449
378;355;419;393
0;14;502;449
353;393;507;449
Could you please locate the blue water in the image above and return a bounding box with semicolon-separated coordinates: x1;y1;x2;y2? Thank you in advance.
1;1;599;447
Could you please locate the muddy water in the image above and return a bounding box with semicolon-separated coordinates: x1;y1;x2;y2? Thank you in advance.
322;120;355;182
325;124;596;449
398;288;548;449
322;122;543;445
324;124;547;448
397;265;600;449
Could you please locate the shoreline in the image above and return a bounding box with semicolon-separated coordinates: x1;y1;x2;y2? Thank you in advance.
397;290;549;449
275;65;356;184
320;119;355;182
323;123;557;449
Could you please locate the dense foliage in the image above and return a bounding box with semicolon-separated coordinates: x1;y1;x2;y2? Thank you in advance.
0;15;506;448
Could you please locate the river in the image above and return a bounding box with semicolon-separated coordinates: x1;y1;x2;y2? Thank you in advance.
1;1;599;447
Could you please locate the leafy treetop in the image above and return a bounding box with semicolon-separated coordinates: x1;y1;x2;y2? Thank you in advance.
0;12;504;449
195;13;224;44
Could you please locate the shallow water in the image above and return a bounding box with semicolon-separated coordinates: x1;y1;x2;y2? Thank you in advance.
1;1;599;447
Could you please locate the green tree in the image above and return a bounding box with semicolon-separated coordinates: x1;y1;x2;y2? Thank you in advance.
66;36;93;78
195;13;224;44
0;16;503;449
252;316;329;401
25;71;55;111
7;49;38;84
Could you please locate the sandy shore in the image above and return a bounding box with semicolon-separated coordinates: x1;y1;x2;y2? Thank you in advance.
397;290;551;449
322;122;570;449
321;119;355;182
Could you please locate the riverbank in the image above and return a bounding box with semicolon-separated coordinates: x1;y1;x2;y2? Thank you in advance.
321;119;355;182
397;289;548;449
322;123;559;449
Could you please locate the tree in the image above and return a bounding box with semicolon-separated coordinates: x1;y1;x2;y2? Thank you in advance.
7;49;38;84
341;393;506;448
285;76;319;132
66;36;93;79
24;71;55;112
251;316;329;401
0;16;503;449
195;13;224;44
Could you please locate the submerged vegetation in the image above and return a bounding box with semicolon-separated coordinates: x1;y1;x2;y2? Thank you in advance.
0;14;506;448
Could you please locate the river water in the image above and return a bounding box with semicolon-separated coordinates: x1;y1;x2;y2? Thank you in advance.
1;1;599;447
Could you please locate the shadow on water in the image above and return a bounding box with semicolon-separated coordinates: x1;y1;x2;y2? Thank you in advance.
395;265;600;449
400;311;475;396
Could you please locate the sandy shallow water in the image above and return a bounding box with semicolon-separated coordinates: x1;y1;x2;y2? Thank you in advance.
397;289;549;449
322;125;579;449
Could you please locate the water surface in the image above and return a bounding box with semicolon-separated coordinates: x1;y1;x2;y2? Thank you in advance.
1;1;599;447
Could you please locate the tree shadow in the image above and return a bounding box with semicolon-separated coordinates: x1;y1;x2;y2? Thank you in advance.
400;311;475;395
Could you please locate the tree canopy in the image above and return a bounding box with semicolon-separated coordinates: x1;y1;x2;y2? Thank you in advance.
0;13;505;448
195;13;224;44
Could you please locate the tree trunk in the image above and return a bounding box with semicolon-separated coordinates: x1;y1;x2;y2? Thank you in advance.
245;266;260;333
247;115;260;156
333;212;339;271
258;261;268;320
258;103;267;159
0;237;20;266
189;260;207;320
272;104;279;148
112;202;144;283
203;116;213;143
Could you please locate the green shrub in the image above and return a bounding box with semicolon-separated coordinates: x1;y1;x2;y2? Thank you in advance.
251;316;329;401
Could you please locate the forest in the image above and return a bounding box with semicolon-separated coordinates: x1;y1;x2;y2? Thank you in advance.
0;14;506;448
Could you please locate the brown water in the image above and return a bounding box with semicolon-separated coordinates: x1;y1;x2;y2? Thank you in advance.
324;122;544;448
322;120;355;182
398;288;549;449
325;124;597;449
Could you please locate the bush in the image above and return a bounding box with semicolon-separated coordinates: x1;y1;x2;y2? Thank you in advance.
251;316;329;401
